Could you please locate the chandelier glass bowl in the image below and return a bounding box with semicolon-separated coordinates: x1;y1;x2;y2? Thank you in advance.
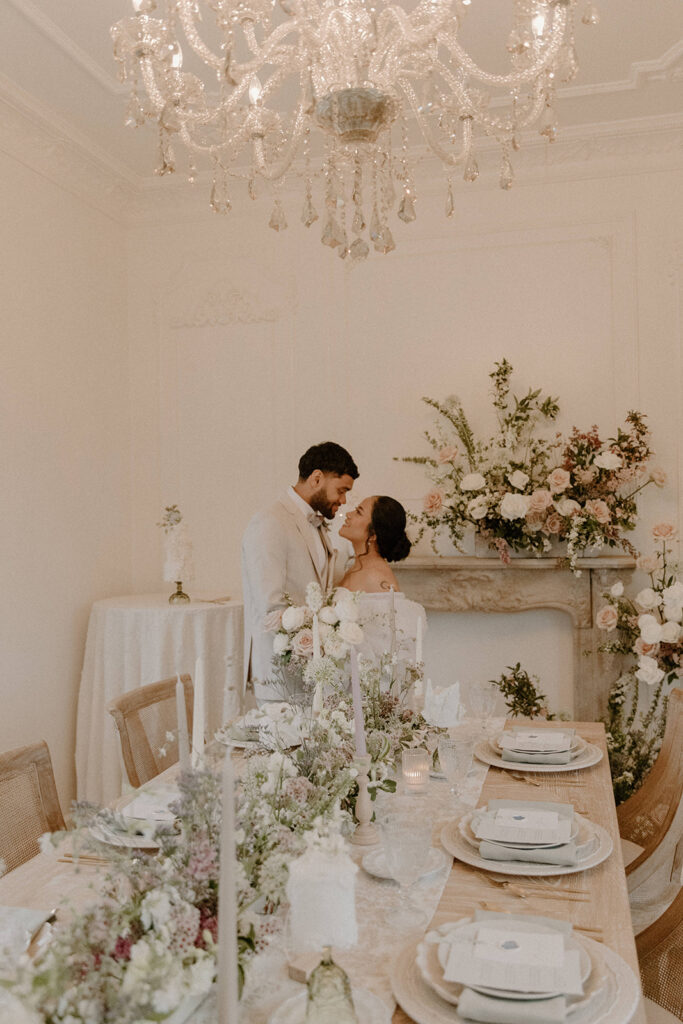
111;0;599;260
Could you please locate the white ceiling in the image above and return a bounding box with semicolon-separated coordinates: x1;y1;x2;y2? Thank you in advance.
0;0;681;182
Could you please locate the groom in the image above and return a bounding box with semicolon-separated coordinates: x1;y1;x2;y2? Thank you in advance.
241;441;359;704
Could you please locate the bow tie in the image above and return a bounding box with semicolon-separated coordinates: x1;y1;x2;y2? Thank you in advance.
308;511;330;530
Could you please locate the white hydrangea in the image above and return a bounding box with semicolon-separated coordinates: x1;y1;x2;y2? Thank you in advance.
305;582;324;613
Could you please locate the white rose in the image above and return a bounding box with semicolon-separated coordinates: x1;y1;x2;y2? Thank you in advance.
460;472;486;492
319;605;340;625
610;581;624;598
273;633;290;656
335;598;360;623
141;889;173;930
281;606;306;631
594;451;622;470
638;614;663;645
636;588;662;610
338;620;363;645
636;656;665;687
467;496;489;521
663;601;683;623
499;492;531;521
663;581;683;604
324;635;350;660
660;620;681;643
507;470;529;490
555;498;581;517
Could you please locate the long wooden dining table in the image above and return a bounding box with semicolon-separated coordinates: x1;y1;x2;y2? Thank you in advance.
0;720;645;1024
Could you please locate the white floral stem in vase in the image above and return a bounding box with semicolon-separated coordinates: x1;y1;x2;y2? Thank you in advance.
217;749;239;1024
192;657;205;767
176;675;190;770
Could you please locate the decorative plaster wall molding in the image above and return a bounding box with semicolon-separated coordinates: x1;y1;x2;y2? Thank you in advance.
168;281;291;327
557;40;683;101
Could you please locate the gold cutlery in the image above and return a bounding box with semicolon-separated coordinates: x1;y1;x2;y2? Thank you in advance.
58;852;108;866
477;873;590;902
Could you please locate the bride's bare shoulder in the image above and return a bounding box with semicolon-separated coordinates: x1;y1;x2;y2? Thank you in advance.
342;564;401;594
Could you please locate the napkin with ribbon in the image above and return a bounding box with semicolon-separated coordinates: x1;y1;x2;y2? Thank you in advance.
500;729;575;765
452;911;577;1024
476;800;577;866
422;680;463;727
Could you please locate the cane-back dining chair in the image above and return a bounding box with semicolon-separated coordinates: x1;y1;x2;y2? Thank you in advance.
617;687;683;934
636;886;683;1023
107;674;194;789
0;740;66;873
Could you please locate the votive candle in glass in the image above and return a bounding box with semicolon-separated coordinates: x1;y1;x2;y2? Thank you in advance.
401;748;430;791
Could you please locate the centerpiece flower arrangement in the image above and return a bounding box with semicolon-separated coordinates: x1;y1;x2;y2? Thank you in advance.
158;504;195;603
401;360;662;571
595;522;681;802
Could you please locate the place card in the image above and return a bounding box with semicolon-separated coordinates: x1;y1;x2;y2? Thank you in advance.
500;730;573;753
474;808;571;846
443;926;584;995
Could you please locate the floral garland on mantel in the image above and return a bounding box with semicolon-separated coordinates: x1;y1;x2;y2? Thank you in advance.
400;360;665;572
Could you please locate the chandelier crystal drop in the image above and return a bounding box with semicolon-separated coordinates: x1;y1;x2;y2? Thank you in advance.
112;0;597;261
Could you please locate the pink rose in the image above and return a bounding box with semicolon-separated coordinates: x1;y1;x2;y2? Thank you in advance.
636;554;659;573
263;609;284;632
652;522;677;542
635;637;659;657
436;445;459;465
545;512;563;535
423;490;444;515
585;499;611;524
576;467;596;486
650;467;667;488
596;605;618;631
291;628;314;658
548;468;571;493
528;489;554;514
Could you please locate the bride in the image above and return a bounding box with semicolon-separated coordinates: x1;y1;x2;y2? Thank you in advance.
337;495;426;672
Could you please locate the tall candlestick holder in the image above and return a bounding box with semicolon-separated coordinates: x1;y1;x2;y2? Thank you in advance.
350;755;379;846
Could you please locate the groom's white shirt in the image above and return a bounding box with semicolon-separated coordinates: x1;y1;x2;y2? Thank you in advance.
241;488;336;702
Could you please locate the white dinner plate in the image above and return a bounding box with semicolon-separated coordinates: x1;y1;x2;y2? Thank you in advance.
474;739;603;773
462;809;583;850
268;986;391;1024
362;846;450;881
88;819;159;850
492;733;586;757
213;725;262;750
440;814;612;876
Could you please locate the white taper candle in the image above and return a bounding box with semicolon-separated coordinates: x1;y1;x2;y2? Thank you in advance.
217;749;239;1024
350;650;367;758
192;656;205;766
312;612;321;660
176;675;190;770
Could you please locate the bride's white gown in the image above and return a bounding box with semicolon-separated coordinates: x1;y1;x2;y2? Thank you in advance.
336;588;427;682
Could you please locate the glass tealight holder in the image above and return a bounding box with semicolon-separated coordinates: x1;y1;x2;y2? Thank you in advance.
401;748;430;792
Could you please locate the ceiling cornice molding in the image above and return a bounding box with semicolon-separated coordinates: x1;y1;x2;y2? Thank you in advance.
4;0;125;96
557;39;683;102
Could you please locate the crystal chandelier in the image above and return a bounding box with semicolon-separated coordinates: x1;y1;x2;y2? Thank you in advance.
111;0;599;261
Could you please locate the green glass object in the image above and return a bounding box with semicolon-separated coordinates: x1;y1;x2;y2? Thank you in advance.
169;581;190;604
305;947;358;1024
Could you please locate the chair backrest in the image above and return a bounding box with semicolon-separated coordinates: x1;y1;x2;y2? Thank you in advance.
0;741;65;874
617;687;683;878
636;887;683;1020
108;674;194;789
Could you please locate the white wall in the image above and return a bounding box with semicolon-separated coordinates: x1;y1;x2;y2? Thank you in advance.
126;150;683;715
0;141;131;807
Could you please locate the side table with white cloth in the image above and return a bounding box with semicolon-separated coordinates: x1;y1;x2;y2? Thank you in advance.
75;594;243;804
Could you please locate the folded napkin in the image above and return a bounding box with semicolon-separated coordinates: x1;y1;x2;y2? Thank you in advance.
500;730;575;753
423;680;463;727
501;748;572;764
121;786;178;822
0;906;52;957
479;840;577;866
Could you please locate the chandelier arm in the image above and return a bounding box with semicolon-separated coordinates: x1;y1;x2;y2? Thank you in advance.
251;101;308;181
370;6;452;80
176;2;224;71
140;56;167;112
400;78;471;168
433;61;545;134
440;6;568;88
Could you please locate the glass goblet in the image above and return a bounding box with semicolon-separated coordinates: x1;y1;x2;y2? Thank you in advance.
377;809;433;929
437;735;474;812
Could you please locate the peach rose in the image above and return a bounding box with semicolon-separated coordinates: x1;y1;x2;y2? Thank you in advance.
576;467;596;486
423;490;444;515
596;605;618;631
291;628;314;658
636;554;659;574
528;489;554;514
585;499;611;524
264;608;284;632
545;512;563;535
652;522;677;542
548;468;571;493
650;466;667;488
634;637;659;657
436;445;459;464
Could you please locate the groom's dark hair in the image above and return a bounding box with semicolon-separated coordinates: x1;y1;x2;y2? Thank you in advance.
298;442;358;481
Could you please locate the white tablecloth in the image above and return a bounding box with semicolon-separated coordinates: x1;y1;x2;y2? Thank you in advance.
75;594;243;804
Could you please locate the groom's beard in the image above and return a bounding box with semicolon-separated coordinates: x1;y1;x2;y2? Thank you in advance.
309;489;337;520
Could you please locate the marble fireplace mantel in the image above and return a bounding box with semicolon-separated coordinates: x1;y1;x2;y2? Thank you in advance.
394;555;636;722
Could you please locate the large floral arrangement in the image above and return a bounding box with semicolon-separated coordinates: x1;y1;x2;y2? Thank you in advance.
402;360;662;570
158;504;194;584
595;522;680;802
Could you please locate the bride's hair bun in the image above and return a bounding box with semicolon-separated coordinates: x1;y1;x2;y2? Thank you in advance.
371;496;412;563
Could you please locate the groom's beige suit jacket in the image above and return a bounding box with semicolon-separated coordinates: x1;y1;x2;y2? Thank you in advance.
241;492;340;702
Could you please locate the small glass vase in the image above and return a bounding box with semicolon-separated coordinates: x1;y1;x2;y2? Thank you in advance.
305;947;358;1024
169;581;190;604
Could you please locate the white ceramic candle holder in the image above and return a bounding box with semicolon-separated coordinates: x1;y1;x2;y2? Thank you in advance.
350;755;379;846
